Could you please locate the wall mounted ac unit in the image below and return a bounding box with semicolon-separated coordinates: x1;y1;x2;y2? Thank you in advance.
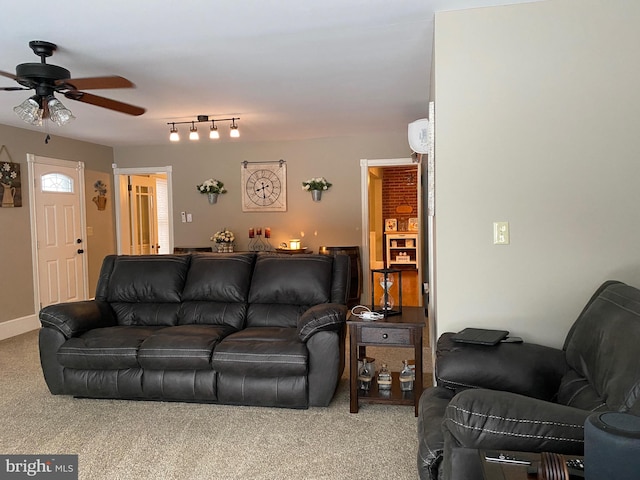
408;118;430;154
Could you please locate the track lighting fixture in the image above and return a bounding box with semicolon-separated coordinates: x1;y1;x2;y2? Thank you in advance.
13;94;74;127
166;115;240;142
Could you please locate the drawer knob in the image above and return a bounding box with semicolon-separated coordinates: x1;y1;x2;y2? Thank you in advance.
382;333;388;339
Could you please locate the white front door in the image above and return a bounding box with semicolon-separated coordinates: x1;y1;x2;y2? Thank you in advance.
30;157;87;308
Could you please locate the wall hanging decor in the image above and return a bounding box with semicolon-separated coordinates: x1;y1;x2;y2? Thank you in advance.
0;145;22;208
241;160;287;212
302;176;332;202
196;177;227;204
92;180;107;210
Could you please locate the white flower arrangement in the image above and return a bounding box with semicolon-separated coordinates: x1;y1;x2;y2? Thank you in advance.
302;177;332;191
1;162;18;186
211;228;235;244
197;178;227;195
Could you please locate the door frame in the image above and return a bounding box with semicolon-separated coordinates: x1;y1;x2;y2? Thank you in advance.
28;154;89;312
359;157;422;307
112;165;174;255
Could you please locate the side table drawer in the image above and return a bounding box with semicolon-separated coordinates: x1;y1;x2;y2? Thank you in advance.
361;327;411;345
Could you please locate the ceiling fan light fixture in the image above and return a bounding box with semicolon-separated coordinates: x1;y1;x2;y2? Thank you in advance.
13;96;43;126
169;123;180;142
189;122;199;141
209;121;219;139
47;96;75;126
230;118;240;138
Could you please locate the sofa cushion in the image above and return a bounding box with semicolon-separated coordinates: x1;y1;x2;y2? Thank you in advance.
246;254;334;328
248;254;333;306
181;253;254;303
562;281;640;413
57;326;161;369
107;255;189;326
107;255;190;303
212;327;308;376
246;304;308;328
138;325;236;370
111;303;182;327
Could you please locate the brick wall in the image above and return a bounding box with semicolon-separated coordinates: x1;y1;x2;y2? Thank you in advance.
382;166;418;231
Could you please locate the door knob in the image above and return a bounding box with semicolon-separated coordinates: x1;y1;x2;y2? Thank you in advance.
77;249;84;254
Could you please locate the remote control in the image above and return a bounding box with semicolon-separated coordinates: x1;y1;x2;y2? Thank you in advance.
484;451;531;465
566;458;585;478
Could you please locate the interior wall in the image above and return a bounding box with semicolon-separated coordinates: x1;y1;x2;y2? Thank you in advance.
114;132;411;255
434;0;640;348
84;170;116;291
0;124;114;327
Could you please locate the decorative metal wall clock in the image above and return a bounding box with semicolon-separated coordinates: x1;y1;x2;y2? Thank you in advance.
241;160;287;212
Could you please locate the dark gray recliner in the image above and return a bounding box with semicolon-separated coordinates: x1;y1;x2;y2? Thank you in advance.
418;280;640;479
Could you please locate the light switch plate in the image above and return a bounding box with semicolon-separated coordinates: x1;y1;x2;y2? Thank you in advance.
493;221;510;245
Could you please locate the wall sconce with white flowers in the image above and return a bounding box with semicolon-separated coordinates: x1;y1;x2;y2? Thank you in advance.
196;178;227;204
302;176;332;202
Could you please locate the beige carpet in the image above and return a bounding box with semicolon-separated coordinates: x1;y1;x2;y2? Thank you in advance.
0;330;421;480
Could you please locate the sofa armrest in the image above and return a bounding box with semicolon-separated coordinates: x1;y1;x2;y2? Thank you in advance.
436;333;569;401
442;388;588;455
39;300;116;339
297;303;347;342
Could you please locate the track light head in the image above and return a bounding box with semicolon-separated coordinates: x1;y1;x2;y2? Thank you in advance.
230;118;240;138
169;123;180;142
189;121;199;140
209;121;219;139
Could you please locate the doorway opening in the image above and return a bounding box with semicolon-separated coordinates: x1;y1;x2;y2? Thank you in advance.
360;158;423;309
113;166;174;255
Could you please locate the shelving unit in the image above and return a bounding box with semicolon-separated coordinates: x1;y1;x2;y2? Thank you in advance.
385;232;419;268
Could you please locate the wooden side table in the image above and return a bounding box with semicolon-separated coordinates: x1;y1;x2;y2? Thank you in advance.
348;306;426;416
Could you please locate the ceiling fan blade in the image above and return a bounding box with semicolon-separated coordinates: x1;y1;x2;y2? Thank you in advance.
57;76;134;90
0;70;18;81
64;91;145;116
1;86;29;91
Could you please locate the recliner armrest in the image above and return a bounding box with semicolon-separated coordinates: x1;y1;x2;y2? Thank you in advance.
39;300;116;339
436;333;569;401
297;303;347;342
443;389;588;454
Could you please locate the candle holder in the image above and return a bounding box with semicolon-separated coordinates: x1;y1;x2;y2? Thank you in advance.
370;268;402;316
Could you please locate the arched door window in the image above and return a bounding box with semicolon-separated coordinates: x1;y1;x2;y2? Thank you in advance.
41;173;74;193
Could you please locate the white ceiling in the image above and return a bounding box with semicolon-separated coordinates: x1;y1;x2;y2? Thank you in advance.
0;0;539;147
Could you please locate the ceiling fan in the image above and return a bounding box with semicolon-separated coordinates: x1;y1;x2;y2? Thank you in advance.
0;40;145;127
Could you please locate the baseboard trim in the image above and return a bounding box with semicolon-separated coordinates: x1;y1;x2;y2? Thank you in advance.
0;314;39;341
